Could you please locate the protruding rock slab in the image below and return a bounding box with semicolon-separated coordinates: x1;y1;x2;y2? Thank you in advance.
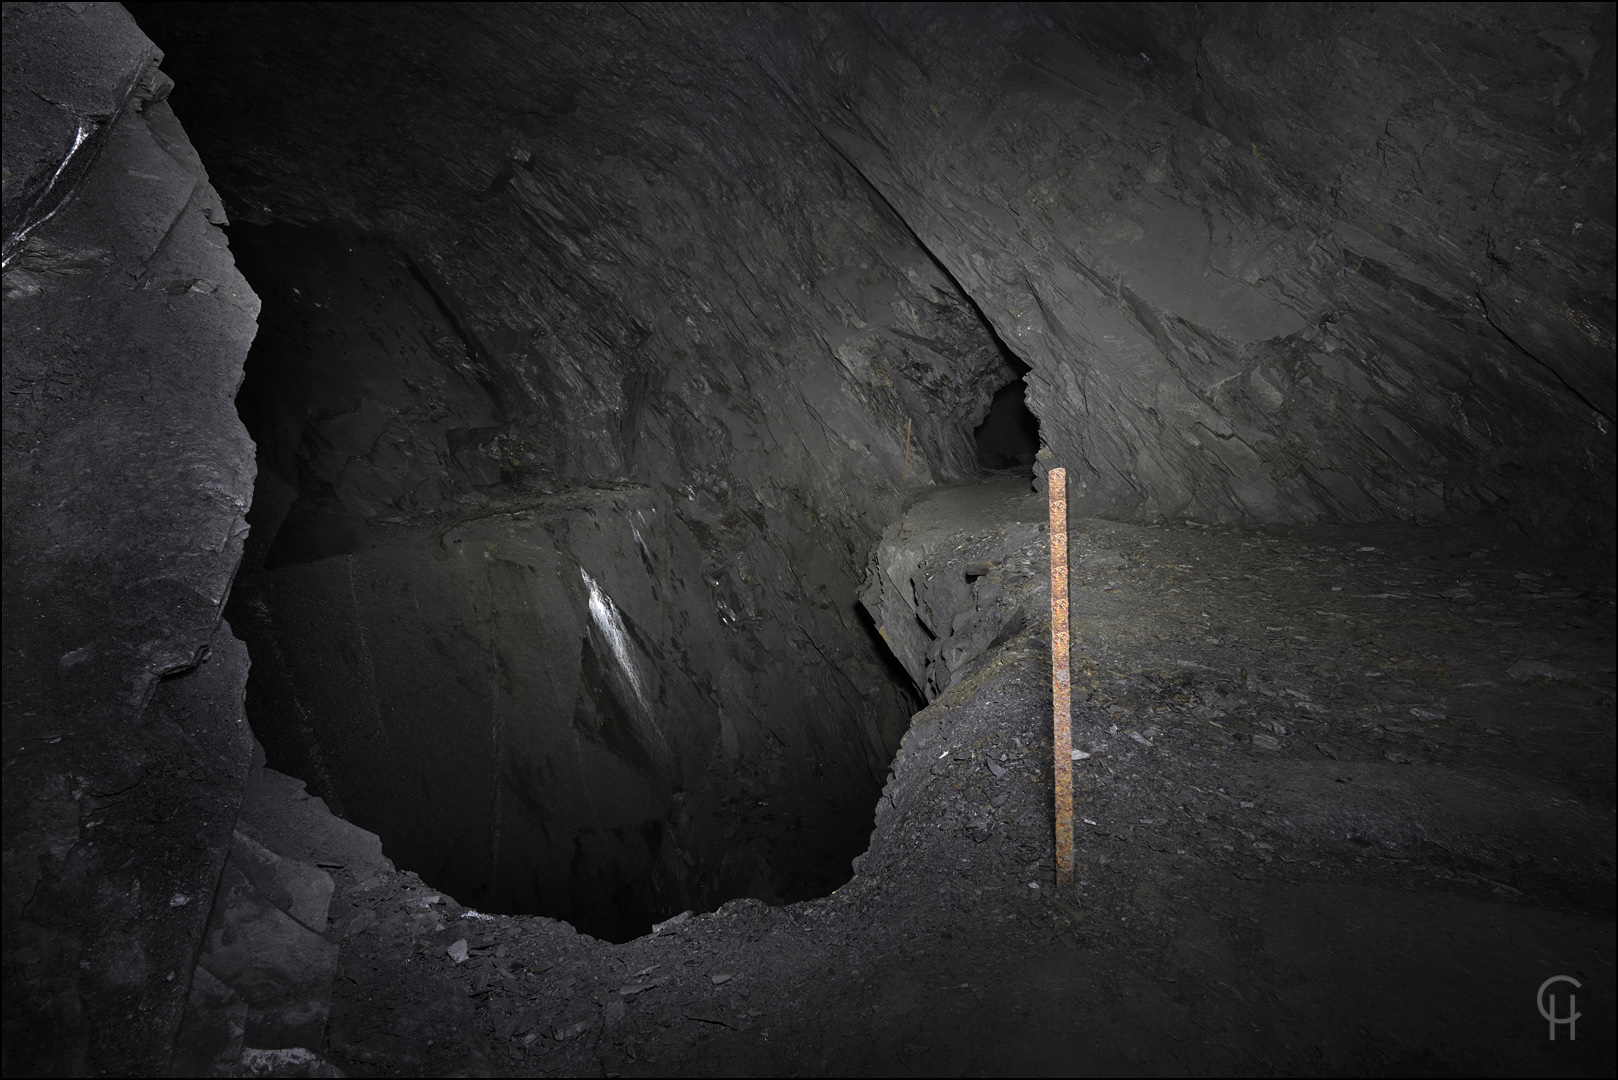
175;742;394;1075
240;763;389;875
228;829;336;933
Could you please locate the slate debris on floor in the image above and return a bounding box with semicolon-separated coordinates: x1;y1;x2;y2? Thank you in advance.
175;478;1614;1077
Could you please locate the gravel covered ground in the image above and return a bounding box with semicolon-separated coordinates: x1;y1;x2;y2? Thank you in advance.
268;479;1617;1077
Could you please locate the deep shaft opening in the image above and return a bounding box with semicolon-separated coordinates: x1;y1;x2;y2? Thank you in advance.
221;221;909;943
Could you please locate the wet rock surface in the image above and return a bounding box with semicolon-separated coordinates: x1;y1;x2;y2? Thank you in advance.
229;479;906;943
110;2;1615;947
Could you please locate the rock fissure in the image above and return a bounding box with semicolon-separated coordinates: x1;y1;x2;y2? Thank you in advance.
1478;288;1616;423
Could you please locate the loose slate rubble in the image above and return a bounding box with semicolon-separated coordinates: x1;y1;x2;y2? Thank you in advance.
169;479;1612;1076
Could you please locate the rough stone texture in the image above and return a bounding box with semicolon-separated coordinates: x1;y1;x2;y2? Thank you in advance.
172;746;383;1077
785;3;1615;541
120;9;1613;936
859;478;1051;700
1;4;259;1074
5;2;1615;1071
170;966;248;1077
196;856;338;1051
229;482;910;942
261;496;1615;1076
226;828;334;935
236;755;390;875
0;0;163;264
123;0;1613;958
127;0;1021;939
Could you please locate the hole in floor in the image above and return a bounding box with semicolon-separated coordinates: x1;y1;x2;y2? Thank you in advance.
221;220;911;943
974;357;1039;470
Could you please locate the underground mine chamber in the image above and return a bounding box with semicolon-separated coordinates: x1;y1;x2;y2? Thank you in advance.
8;2;1616;1076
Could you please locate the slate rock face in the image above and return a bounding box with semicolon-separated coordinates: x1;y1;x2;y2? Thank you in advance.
784;3;1614;541
1;1;163;264
859;478;1051;701
172;748;392;1076
1;4;258;1074
133;2;1614;549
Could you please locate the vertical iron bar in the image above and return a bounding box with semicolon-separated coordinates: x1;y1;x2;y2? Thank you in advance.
1048;467;1074;887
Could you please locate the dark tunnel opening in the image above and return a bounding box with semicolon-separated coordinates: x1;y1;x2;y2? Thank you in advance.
974;355;1040;471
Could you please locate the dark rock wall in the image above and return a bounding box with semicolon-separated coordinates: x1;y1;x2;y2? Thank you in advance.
784;3;1615;540
2;3;259;1074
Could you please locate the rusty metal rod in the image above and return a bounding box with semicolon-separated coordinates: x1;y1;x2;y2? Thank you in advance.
1048;466;1074;888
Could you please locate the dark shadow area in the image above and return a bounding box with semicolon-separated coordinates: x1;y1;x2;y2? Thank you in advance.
855;602;928;719
221;220;900;943
228;220;513;572
974;356;1039;470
